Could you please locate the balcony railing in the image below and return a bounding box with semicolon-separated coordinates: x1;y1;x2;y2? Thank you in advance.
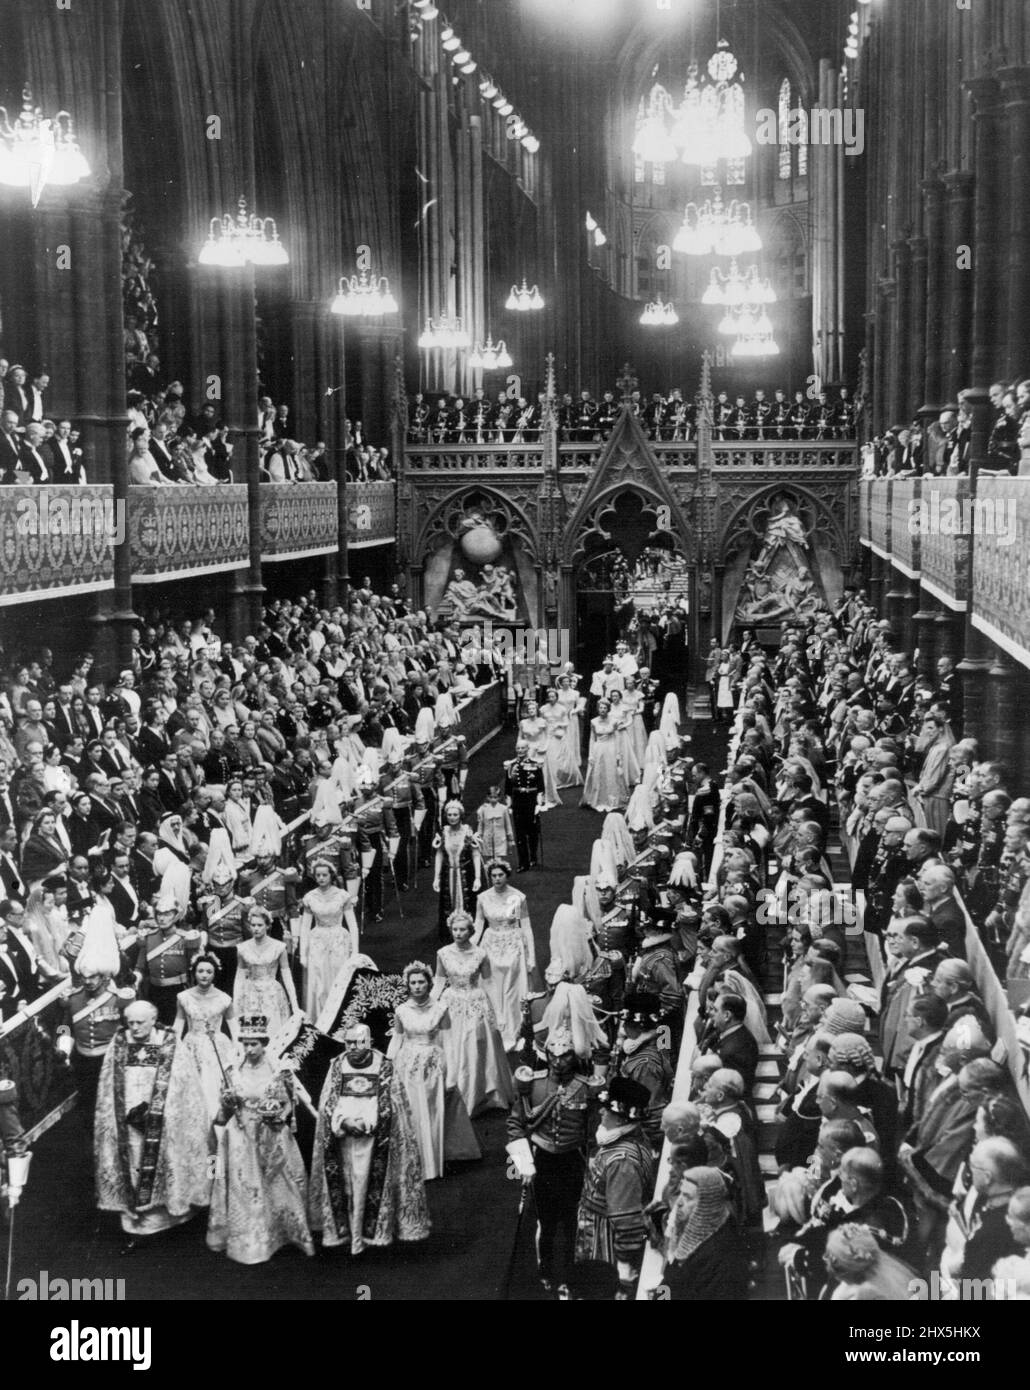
711;440;857;468
891;477;921;575
261;482;339;562
346;480;396;548
0;485;116;606
868;478;892;556
129;484;249;583
919;476;970;609
858;477;873;546
971;477;1030;663
404;443;545;472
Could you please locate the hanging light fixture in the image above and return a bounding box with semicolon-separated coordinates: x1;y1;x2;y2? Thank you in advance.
418;313;471;349
468;335;513;370
673;188;761;257
331;268;398;317
521;133;540;154
0;84;91;207
197;196;288;267
413;0;439;17
632;39;752;169
505;278;544;311
731;330;779;358
640;297;679;326
702;260;776;306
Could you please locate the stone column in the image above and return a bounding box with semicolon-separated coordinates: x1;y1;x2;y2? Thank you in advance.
912;596;938;677
998;67;1030;380
890;240;911;425
940;172;974;404
987;656;1020;770
964;77;1005;390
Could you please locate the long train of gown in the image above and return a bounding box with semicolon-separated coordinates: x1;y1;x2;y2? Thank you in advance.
519;714;561;805
435;944;514;1114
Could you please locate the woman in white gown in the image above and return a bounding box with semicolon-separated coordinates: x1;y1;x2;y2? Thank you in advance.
173;953;238;1129
621;676;649;769
607;688;641;786
299;861;359;1020
473;860;535;1050
234;907;299;1047
434;910;514;1115
555;674;584;776
388;961;480;1179
542;688;583;789
519;699;561;807
581;699;630;812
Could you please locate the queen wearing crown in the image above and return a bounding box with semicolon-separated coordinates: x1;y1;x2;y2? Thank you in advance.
206;1012;314;1265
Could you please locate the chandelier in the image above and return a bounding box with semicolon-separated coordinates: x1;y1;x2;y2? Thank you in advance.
417;313;471;349
505;278;544;311
0;85;90;207
633;40;752;169
331;269;398;317
468;335;513;370
198;196;288;267
701;260;776;307
639;297;679;326
673;187;761;257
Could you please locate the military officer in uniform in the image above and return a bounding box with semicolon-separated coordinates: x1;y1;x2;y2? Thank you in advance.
437;734;469;802
58;969;135;1120
379;732;425;892
752;389;773;440
608;991;673;1149
135;890;202;1024
574;1075;656;1297
772;388;791;438
506;1025;602;1293
238;804;300;940
629;909;684;1055
198;863;250;991
504;740;545;873
349;773;399;923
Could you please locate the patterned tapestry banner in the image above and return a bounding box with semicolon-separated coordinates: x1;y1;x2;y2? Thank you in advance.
129;484;249;582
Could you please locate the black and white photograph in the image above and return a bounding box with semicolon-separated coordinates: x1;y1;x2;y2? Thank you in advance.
0;0;1027;1351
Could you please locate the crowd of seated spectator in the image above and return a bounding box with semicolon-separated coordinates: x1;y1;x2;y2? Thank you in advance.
407;381;856;446
695;594;1030;1298
863;377;1030;479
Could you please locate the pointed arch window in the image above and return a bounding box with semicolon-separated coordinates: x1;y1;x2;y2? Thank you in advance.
778;79;792;180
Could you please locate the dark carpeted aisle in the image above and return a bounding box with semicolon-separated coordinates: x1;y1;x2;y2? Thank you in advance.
13;702;730;1300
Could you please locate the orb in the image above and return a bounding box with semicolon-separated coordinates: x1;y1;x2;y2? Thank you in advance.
460;525;502;564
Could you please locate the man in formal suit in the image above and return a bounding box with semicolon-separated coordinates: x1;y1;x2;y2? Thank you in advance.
0;827;25;904
0;899;42;1020
0;408;23;483
687;763;721;876
81;686;106;742
43;418;80;482
0;763;17;835
131;832;160;902
706;991;759;1092
916;863;968;959
108;849;141;931
18;422;49;483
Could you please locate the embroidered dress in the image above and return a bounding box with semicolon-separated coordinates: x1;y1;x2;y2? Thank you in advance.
519;713;561;806
435;943;514;1115
234;937;293;1044
436;824;480;943
556;684;584;773
387;999;480;1179
301;886;357;1020
175;987;237;1129
206;1060;314;1264
474;885;533;1049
